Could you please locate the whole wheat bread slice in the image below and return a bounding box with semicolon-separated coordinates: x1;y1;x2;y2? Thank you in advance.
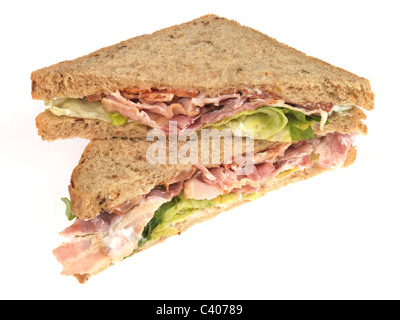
31;14;374;110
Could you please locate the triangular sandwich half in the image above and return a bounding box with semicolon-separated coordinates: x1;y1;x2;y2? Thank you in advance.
32;14;373;143
54;113;365;282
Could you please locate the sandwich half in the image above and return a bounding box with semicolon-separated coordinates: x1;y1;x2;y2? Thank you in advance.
36;14;373;282
32;14;373;143
54;117;365;282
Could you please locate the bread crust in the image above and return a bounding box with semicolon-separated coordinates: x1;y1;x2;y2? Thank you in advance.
31;14;374;110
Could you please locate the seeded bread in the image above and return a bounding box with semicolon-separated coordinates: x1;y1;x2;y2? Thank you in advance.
31;14;374;110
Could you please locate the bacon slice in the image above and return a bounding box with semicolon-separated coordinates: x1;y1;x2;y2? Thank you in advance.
102;91;162;128
53;182;183;277
96;87;339;133
314;133;355;168
183;133;354;200
101;89;286;133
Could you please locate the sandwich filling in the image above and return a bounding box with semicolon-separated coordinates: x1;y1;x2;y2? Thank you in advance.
45;88;353;142
53;132;355;278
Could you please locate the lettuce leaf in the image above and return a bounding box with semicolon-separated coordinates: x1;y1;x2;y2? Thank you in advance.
281;109;321;141
46;98;129;126
46;98;112;123
107;112;129;126
203;106;321;142
61;197;76;221
132;193;240;254
203;107;288;140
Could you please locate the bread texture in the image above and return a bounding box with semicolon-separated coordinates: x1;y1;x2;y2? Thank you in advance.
31;14;374;110
36;106;367;141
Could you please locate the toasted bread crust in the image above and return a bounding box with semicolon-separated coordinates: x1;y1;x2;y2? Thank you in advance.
31;14;374;110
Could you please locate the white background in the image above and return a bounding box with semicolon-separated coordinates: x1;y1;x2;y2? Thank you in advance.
1;0;399;300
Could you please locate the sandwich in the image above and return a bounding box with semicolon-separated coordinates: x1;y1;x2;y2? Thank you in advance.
31;14;373;282
32;14;373;143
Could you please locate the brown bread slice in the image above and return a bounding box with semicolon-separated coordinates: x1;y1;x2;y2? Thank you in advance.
31;14;374;110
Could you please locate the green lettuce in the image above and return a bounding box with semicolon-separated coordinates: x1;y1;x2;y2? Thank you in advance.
61;197;76;221
107;112;129;126
129;193;240;256
268;109;321;142
46;98;128;126
46;98;112;122
203;106;321;142
204;107;288;140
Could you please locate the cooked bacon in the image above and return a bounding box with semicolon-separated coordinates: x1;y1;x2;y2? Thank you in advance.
302;101;334;112
54;182;184;276
138;102;200;118
98;87;341;132
101;90;264;132
194;101;263;127
54;197;168;276
165;167;197;186
191;93;240;107
123;87;152;94
106;196;142;215
87;92;105;102
139;92;175;103
251;143;291;165
193;165;216;181
183;133;353;200
103;92;163;128
61;212;120;237
169;88;199;98
53;235;111;276
183;178;222;200
314;133;355;168
277;142;313;162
